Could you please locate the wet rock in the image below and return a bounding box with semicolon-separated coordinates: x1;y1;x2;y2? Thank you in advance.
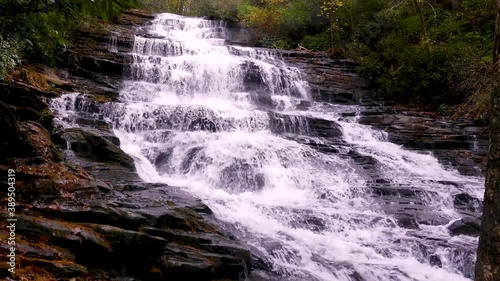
429;255;442;268
0;83;50;110
188;117;217;132
63;127;135;169
307;117;343;138
249;93;276;110
453;193;483;214
448;217;481;237
220;161;266;193
296;100;311;110
16;216;80;242
269;112;343;138
73;55;128;76
94;225;168;257
242;61;264;90
310;254;366;281
304;141;340;154
82;127;121;146
395;216;420;229
85;163;141;185
281;55;373;104
36;202;148;230
181;147;204;173
14;106;55;130
0;232;60;260
289;214;327;233
0;102;35;160
20;121;64;162
269;112;308;135
154;148;174;173
358;108;488;176
75;117;111;131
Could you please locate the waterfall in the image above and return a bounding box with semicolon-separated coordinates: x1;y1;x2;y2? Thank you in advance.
51;13;484;281
108;31;119;53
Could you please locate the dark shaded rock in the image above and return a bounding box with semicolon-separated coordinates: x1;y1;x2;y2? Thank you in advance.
82;127;121;146
75;117;111;131
448;217;481;237
154;148;174;173
63;128;135;169
94;224;167;258
296;100;311;110
36;202;148;230
429;254;442;268
289;214;327;233
307;117;343;138
310;254;366;281
396;216;420;229
0;102;35;160
73;55;128;76
16;216;80;243
453;193;483;214
268;112;343;138
181;147;203;173
304;141;340;154
249;93;276;110
242;61;264;90
188;117;217;132
20;121;64;162
0;83;49;110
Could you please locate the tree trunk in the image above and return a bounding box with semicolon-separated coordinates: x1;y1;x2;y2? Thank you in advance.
451;0;462;11
475;1;500;281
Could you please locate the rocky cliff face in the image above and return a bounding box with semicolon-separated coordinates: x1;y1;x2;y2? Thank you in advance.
281;51;488;177
0;10;489;281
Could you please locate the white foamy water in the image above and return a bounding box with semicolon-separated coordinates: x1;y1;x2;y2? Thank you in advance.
51;13;484;281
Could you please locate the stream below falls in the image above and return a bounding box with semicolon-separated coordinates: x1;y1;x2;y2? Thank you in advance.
51;13;485;281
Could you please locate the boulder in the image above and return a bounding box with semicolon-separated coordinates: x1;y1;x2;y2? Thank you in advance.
63;128;135;169
448;217;481;237
0;102;35;160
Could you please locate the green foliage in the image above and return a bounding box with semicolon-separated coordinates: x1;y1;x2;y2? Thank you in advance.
190;0;240;20
260;36;291;49
237;0;286;36
300;30;331;51
237;0;312;40
0;0;138;74
437;103;449;116
0;36;21;79
331;0;495;108
282;0;311;34
76;0;139;22
139;0;240;19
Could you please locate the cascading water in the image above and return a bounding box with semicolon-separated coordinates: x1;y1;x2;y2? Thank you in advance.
51;13;484;281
